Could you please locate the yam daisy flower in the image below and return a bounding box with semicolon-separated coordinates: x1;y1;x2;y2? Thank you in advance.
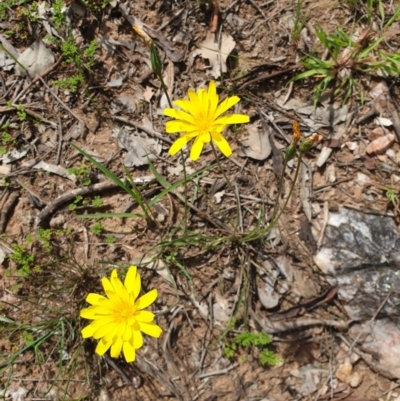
163;80;250;161
80;266;162;363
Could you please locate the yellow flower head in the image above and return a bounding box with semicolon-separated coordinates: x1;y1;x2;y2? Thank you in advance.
80;266;162;363
163;80;250;161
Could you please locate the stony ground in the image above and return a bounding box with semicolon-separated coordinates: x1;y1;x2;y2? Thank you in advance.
1;0;400;400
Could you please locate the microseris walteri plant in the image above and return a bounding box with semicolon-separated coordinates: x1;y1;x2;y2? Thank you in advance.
163;81;250;161
80;266;162;362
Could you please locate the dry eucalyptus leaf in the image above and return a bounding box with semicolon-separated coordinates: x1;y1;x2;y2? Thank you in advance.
117;129;161;167
0;146;29;164
143;86;155;102
107;75;124;88
160;60;174;109
32;161;77;183
193;32;235;78
238;123;271;160
213;292;232;322
18;39;55;77
117;95;137;113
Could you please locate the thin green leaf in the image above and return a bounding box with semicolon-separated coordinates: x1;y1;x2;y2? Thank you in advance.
76;212;145;219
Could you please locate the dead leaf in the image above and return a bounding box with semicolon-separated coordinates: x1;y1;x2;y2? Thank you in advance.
107;75;124;88
117;95;137;113
238;123;271;160
0;146;29;164
213;292;232;322
18;39;55;77
300;163;312;221
117;129;161;167
193;32;235;78
160;61;174;109
32;161;77;183
143;86;155;102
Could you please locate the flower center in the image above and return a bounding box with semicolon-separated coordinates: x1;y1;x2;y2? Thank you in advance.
117;303;136;322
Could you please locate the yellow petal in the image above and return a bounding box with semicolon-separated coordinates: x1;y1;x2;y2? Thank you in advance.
95;338;112;356
110;337;123;358
169;135;191;155
166;120;197;133
190;135;204;161
101;276;114;294
90;316;116;328
133;269;141;300
93;322;119;340
135;310;155;322
214;114;250;125
133;330;144;349
86;293;106;305
124;265;137;295
81;323;96;338
213;95;240;119
110;272;125;294
211;132;232;157
188;88;202;112
207;80;219;118
123;341;136;362
198;88;209;119
103;323;128;343
136;289;158;310
81;305;115;318
138;322;163;338
164;108;197;125
173;98;192;113
80;307;97;320
122;325;132;342
102;289;120;305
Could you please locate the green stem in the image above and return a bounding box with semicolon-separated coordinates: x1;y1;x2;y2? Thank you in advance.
210;142;239;234
241;153;303;243
157;71;189;235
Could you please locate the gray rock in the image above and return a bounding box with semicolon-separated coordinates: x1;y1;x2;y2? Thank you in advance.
314;207;400;379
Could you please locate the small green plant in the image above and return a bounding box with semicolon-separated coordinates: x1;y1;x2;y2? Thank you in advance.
53;35;97;92
38;228;52;252
67;164;92;186
0;122;18;155
18;1;39;23
90;221;103;235
292;0;308;42
291;25;400;105
0;0;17;21
105;235;115;244
91;195;103;207
52;0;65;29
7;244;35;277
223;331;283;366
83;39;97;68
16;104;27;121
69;195;86;211
54;74;84;93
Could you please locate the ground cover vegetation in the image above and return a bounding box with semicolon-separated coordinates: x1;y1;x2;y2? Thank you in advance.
1;0;400;399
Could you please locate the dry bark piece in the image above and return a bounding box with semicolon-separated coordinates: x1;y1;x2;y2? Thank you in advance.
335;359;352;382
365;134;395;155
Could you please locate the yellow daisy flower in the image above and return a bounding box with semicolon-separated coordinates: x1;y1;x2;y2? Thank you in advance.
80;266;162;363
163;80;250;161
